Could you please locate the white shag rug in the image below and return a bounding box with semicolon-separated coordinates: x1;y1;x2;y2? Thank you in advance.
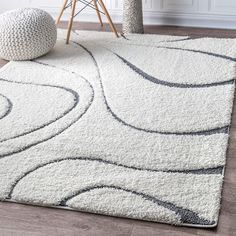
0;30;235;228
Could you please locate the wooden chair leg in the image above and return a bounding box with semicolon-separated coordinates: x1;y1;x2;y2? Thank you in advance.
93;0;103;27
66;0;77;44
97;0;119;37
56;0;69;25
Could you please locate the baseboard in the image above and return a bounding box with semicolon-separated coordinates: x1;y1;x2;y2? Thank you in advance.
142;11;236;29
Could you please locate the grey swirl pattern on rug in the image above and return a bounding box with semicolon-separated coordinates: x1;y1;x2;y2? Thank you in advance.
0;30;235;227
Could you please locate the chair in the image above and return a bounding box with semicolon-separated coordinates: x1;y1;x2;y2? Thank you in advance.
56;0;119;44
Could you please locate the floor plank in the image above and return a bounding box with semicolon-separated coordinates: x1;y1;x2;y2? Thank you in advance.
0;202;133;236
0;59;7;67
0;23;235;236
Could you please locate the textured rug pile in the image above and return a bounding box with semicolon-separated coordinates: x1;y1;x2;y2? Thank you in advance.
0;30;235;227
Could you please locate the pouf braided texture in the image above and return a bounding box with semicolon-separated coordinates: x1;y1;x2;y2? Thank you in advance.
0;8;57;61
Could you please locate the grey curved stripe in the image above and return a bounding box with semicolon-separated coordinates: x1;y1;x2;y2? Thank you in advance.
74;28;236;62
160;46;236;62
0;94;13;120
127;37;224;45
115;53;235;88
7;157;223;199
73;30;235;88
99;32;236;63
73;28;236;62
59;185;214;225
73;41;230;136
0;68;94;159
7;157;217;225
74;30;191;44
162;37;193;43
7;156;224;199
126;43;236;62
0;78;79;143
123;36;194;44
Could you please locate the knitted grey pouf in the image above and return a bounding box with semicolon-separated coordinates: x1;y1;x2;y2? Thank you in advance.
0;8;57;61
123;0;144;34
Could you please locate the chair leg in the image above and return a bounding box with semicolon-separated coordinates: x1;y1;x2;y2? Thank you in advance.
93;0;103;27
66;0;77;44
56;0;69;25
97;0;118;37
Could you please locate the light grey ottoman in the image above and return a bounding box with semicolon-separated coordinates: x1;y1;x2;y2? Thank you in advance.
0;8;57;61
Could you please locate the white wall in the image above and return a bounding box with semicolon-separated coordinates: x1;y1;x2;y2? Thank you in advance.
1;0;236;29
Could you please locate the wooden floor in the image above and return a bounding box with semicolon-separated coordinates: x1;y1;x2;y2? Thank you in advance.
0;23;236;236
